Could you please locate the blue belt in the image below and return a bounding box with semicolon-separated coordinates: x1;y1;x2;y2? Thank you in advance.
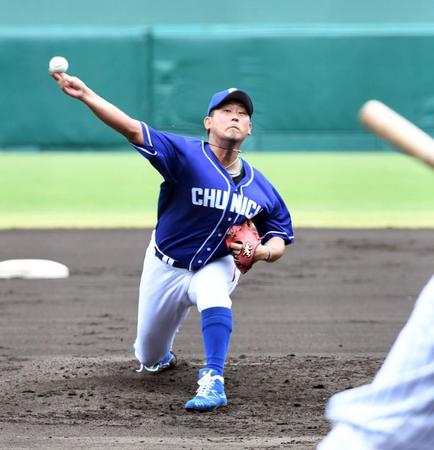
154;247;188;269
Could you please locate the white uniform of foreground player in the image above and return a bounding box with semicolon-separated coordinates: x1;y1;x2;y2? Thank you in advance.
319;274;434;450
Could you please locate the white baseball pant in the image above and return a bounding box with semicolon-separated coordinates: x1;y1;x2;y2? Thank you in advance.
133;232;239;367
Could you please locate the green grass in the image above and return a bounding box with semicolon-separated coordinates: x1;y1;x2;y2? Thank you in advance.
1;151;433;228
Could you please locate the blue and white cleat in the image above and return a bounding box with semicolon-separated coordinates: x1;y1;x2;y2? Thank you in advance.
136;351;177;373
185;368;227;411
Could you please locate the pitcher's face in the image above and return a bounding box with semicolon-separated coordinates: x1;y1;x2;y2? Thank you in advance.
204;101;252;142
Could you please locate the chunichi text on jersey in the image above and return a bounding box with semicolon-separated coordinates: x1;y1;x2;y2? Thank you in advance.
191;187;263;219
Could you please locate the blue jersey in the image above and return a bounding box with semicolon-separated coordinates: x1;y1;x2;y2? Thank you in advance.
132;122;294;271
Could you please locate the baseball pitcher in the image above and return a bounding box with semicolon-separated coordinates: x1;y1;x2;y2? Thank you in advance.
51;72;294;411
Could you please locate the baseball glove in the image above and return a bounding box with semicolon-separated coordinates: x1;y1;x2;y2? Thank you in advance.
225;220;261;274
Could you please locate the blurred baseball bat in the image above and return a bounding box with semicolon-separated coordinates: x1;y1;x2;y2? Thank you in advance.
359;100;434;169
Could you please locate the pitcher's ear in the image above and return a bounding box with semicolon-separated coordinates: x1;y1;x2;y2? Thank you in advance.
203;116;211;131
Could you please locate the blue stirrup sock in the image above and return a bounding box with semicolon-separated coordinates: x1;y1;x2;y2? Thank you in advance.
201;306;233;376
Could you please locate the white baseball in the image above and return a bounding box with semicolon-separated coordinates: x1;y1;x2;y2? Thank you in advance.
48;56;69;74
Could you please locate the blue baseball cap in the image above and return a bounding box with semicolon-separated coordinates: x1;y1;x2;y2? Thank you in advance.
207;88;253;116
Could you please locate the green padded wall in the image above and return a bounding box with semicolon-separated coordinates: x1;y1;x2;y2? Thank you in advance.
150;25;434;150
2;4;434;150
0;28;150;148
3;0;434;25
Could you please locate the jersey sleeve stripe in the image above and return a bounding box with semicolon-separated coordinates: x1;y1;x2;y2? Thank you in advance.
132;122;156;156
141;122;153;147
261;230;295;242
132;144;157;156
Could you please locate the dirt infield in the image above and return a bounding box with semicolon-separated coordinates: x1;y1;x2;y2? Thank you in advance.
1;228;433;449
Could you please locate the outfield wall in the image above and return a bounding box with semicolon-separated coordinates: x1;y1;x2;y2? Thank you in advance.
3;0;434;26
2;25;434;150
0;28;150;148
